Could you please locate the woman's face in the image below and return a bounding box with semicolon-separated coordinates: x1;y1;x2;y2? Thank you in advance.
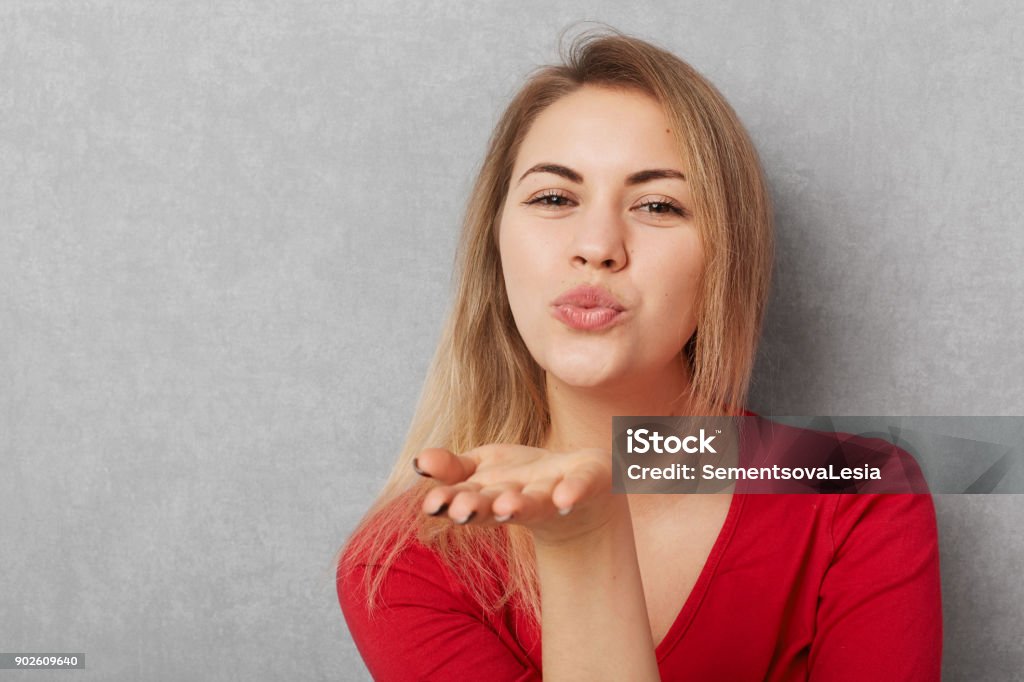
497;84;704;391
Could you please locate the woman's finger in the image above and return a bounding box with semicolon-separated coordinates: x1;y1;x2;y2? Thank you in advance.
446;481;523;525
412;448;482;485
552;454;611;512
421;480;483;518
503;476;563;524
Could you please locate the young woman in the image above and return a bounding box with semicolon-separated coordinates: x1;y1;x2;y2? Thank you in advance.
336;29;942;681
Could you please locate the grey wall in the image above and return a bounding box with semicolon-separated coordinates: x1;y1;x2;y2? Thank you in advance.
1;1;1021;680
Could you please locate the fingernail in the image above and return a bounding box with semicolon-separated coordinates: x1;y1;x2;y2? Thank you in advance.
494;513;514;523
412;458;431;477
557;506;573;516
428;502;449;516
456;511;477;525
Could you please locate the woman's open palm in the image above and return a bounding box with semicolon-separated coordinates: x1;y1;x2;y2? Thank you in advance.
413;445;619;544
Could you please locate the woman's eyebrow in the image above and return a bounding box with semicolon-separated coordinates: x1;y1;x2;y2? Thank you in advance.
516;163;686;186
517;163;583;185
625;168;687;185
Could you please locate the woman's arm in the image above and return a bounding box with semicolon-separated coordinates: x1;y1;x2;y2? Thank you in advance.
416;445;661;681
338;544;543;681
808;492;943;681
532;494;660;681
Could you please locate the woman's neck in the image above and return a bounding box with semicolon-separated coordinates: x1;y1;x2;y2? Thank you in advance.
542;358;694;453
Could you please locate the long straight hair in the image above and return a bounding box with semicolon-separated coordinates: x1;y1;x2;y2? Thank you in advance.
336;27;774;629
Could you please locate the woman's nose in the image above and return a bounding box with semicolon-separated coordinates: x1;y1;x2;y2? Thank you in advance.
569;202;628;272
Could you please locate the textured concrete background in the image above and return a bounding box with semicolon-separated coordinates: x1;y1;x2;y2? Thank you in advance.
1;1;1021;680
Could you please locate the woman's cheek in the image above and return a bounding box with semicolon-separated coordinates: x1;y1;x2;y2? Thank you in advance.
503;265;547;354
648;284;699;350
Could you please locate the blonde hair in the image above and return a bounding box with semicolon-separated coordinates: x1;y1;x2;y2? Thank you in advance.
335;26;774;630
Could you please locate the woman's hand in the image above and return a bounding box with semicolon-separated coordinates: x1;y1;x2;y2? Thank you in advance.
415;445;658;680
412;445;622;545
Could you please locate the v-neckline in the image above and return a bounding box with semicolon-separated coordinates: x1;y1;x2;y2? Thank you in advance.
652;487;746;658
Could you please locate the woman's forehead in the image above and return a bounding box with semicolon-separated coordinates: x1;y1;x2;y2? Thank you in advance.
513;86;688;181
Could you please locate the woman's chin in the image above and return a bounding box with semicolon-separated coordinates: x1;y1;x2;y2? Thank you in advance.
539;347;686;394
542;358;628;390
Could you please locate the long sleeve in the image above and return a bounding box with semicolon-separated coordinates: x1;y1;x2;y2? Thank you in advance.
808;492;943;681
337;541;542;682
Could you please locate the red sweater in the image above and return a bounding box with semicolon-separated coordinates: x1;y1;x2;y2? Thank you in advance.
338;455;943;680
337;491;942;675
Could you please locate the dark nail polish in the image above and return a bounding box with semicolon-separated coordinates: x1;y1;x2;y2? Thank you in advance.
413;458;431;477
457;511;477;525
428;502;449;517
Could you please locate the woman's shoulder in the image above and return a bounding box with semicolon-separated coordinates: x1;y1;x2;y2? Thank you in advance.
335;510;539;681
732;413;938;559
339;532;456;586
828;487;939;551
740;411;931;494
337;520;484;625
339;495;460;586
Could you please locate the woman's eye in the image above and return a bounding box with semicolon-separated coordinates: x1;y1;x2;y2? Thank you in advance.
636;198;689;218
523;191;576;208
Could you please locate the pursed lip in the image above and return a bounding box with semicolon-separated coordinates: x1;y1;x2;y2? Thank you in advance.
550;284;626;311
550;284;628;331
